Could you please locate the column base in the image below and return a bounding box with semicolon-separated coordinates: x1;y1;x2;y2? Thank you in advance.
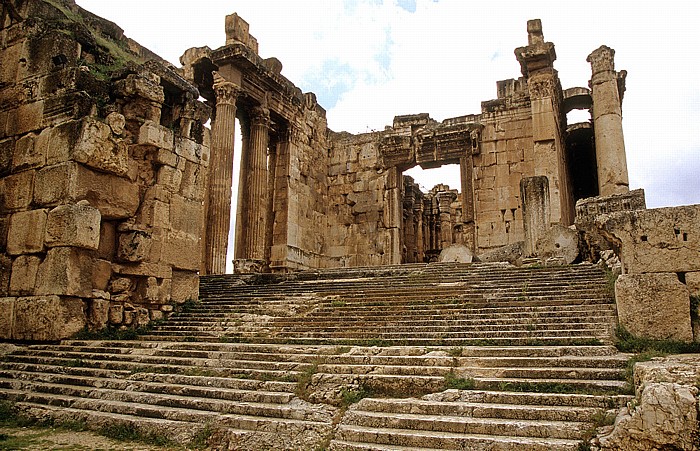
233;259;268;274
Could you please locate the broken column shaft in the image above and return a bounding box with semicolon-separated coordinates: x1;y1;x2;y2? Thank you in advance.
588;45;629;197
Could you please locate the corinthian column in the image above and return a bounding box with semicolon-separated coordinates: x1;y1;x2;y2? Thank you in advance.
204;77;241;274
588;45;629;196
245;106;271;261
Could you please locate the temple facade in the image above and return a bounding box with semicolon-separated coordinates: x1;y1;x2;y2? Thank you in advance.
188;16;629;272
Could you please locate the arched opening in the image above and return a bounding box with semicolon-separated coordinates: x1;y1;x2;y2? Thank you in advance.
563;88;599;202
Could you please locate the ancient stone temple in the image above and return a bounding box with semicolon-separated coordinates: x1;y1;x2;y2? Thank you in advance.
185;17;630;273
0;1;637;338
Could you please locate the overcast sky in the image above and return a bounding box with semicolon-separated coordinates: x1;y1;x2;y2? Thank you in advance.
76;0;700;211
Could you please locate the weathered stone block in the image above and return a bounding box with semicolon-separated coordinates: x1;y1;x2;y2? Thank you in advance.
7;209;47;255
171;270;199;303
45;203;101;250
13;132;45;170
6;101;44;135
535;224;579;264
72;117;129;176
3;170;34;210
97;221;117;260
520;176;550;256
0;297;15;339
35;247;94;297
170;195;202;235
174;137;206;164
34;162;139;218
45;120;81;165
157;165;183;192
112;261;172;279
161;230;199;271
0;216;8;252
88;298;110;331
9;255;41;295
13;296;86;341
438;244;474;263
138;121;174;151
139;276;171;304
0;138;14;176
115;75;164;104
92;259;112;291
686;272;700;296
179;160;206;201
108;303;124;324
117;229;152;262
0;255;10;296
616;273;693;342
596;204;700;274
76;168;139;219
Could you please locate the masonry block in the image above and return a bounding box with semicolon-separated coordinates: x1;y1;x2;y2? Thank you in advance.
7;209;47;255
3;170;34;210
9;255;41;295
616;273;693;342
45;203;101;250
35;246;94;297
0;297;15;339
13;295;86;341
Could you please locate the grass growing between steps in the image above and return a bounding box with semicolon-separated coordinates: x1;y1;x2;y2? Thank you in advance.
614;325;700;354
71;320;165;341
615;325;700;394
443;372;476;390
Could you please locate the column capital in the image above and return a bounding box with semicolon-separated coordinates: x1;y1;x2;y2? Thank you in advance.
250;106;271;126
587;45;615;75
213;74;243;106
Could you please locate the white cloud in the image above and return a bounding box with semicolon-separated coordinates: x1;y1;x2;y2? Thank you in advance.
76;0;700;212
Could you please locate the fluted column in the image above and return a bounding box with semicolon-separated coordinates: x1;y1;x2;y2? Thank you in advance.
234;119;250;259
204;77;241;274
588;45;629;196
245;106;271;261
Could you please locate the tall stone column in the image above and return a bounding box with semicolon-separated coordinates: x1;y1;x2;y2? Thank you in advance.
205;77;240;274
588;46;629;196
234;120;250;260
245;106;271;262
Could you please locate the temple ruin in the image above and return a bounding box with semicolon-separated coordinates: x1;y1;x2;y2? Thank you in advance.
1;2;700;449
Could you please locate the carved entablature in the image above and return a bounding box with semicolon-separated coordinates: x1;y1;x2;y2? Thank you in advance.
416;125;471;167
379;134;413;168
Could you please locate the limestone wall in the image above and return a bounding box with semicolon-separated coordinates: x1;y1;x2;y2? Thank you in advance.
0;0;210;340
595;205;700;341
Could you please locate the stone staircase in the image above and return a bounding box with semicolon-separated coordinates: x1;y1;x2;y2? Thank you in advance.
0;262;632;450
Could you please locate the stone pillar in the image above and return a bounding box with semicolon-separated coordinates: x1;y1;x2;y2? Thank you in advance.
438;192;455;249
415;201;425;263
244;106;271;262
588;46;629;197
205;77;240;274
234;119;250;260
520;176;550;257
460;154;476;252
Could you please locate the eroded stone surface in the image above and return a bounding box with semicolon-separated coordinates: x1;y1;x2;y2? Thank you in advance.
597;355;700;451
615;273;693;342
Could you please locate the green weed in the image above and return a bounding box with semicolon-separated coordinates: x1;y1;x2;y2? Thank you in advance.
443;372;476;390
615;325;700;354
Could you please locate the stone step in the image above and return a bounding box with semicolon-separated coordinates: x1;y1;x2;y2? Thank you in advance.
0;378;326;422
0;370;294;404
332;424;582;451
0;389;332;431
342;409;588;440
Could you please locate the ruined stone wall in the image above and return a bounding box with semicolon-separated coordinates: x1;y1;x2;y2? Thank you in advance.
274;100;333;270
475;78;532;250
0;0;210;340
326;132;400;267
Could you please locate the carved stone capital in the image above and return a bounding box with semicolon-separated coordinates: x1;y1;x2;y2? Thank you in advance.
250;106;271;126
213;76;242;107
528;75;556;99
587;45;615;75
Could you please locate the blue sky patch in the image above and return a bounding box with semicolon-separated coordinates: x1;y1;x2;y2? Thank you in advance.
302;60;357;109
397;0;417;13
